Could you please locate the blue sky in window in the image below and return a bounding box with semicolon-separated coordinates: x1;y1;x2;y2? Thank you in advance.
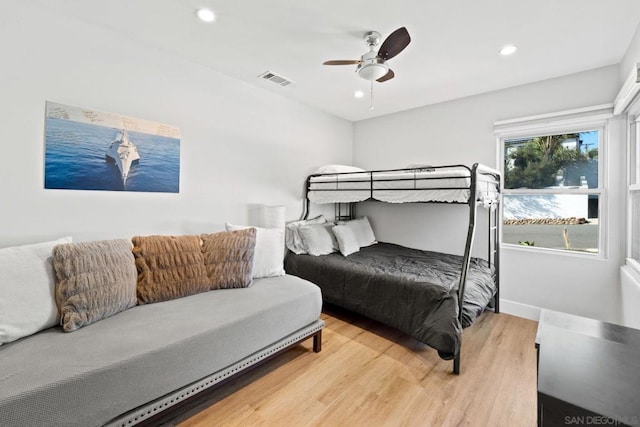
579;131;598;152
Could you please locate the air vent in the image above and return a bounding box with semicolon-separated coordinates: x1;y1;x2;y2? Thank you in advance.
258;71;294;87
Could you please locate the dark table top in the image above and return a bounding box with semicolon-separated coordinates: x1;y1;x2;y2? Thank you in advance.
536;309;640;424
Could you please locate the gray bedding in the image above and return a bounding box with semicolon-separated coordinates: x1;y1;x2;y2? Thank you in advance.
284;242;495;358
0;275;322;427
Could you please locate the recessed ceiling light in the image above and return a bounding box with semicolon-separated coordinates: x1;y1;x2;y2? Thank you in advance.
499;44;517;56
196;8;215;23
354;90;364;99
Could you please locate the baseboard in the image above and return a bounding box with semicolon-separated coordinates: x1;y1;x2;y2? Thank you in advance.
499;299;541;321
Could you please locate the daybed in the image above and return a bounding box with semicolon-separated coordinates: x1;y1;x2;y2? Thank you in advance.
0;233;323;427
285;163;500;374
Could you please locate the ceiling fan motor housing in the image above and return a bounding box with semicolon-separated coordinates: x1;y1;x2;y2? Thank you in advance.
364;31;382;47
357;50;388;81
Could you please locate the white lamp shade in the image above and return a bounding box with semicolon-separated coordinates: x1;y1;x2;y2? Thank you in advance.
261;205;286;229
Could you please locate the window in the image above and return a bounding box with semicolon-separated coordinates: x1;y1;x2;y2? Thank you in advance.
495;105;612;255
626;102;640;270
616;63;640;274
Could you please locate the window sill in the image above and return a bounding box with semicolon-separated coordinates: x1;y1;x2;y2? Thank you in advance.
501;242;606;260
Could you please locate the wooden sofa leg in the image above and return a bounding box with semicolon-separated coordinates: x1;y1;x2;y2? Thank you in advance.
453;353;460;375
313;330;322;353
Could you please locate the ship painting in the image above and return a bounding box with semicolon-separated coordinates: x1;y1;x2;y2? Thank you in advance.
105;130;140;184
44;101;180;193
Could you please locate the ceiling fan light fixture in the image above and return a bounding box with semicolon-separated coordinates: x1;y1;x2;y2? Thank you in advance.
358;62;388;81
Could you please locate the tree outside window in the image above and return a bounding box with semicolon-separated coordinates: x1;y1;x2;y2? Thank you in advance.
502;131;600;253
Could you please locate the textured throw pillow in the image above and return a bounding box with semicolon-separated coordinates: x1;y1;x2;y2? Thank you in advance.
339;216;377;247
332;225;360;256
225;223;285;278
285;215;327;254
132;235;210;304
298;223;338;256
201;228;256;289
0;237;72;345
53;239;137;332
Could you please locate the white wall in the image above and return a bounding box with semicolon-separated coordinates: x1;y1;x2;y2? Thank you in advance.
353;66;625;323
621;266;640;329
0;2;352;246
620;22;640;83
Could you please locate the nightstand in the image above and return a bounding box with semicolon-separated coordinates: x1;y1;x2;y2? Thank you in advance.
535;309;640;426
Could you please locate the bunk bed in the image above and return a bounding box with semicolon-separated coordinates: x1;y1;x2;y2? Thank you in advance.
284;163;501;374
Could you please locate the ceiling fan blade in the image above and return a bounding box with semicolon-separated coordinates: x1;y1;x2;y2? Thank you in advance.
323;60;361;65
377;27;411;61
376;69;395;82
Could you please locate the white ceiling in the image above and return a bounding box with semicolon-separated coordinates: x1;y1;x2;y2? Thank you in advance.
31;0;640;122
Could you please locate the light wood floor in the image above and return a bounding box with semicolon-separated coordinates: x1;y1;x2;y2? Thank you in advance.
168;306;538;427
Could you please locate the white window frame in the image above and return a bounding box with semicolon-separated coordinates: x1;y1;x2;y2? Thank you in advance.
618;63;640;276
627;117;640;276
494;104;613;258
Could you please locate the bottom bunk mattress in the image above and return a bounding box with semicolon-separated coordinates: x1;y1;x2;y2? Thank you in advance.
284;242;496;358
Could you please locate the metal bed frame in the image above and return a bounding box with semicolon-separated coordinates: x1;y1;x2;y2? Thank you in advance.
300;163;501;374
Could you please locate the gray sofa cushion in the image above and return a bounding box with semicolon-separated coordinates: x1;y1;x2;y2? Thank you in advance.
0;275;322;427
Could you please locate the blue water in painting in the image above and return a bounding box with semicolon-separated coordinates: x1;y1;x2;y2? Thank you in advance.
45;118;180;192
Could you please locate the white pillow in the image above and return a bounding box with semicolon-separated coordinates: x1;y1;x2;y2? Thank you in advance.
225;223;285;278
0;236;72;345
332;225;360;257
314;164;366;174
339;216;377;247
285;215;327;254
298;223;337;256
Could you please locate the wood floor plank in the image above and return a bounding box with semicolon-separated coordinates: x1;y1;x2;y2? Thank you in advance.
168;307;538;427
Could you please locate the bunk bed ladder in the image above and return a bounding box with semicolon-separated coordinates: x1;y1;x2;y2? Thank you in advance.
489;202;500;313
335;202;355;221
454;164;478;375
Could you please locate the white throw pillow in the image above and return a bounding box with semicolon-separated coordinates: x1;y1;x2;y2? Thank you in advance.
285;215;327;254
332;225;360;257
314;164;366;174
298;223;337;256
225;223;285;278
339;217;377;247
0;236;72;345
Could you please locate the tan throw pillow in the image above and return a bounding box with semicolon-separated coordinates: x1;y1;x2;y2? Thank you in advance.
53;239;137;332
201;228;256;289
132;235;209;304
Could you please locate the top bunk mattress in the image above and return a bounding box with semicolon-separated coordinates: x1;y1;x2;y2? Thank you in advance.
307;164;500;205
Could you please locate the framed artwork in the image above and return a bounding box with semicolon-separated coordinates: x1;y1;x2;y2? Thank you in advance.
44;101;180;193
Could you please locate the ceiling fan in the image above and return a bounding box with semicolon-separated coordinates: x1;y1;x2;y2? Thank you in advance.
323;27;411;83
